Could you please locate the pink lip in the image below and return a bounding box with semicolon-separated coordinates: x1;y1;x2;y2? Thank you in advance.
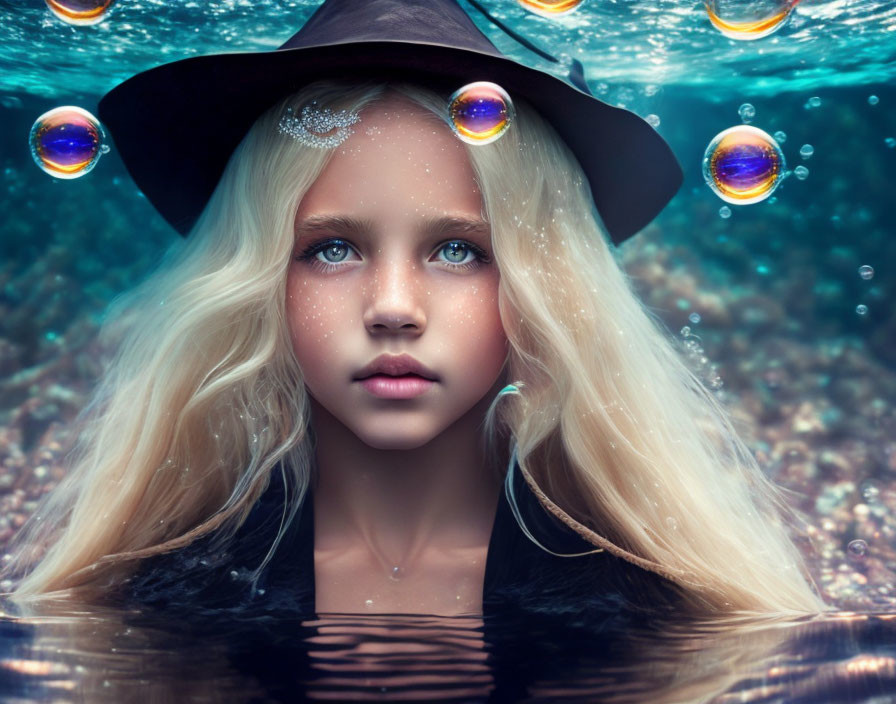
357;374;436;399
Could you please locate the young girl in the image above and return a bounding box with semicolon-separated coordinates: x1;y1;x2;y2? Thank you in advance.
2;0;829;618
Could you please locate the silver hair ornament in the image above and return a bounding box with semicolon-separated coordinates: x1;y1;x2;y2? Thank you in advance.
277;100;361;148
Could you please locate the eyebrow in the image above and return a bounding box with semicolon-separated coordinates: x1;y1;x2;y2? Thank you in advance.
294;214;491;241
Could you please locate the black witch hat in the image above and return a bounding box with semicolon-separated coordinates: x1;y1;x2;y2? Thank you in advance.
98;0;683;246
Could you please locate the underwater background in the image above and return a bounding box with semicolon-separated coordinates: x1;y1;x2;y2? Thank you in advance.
0;0;895;700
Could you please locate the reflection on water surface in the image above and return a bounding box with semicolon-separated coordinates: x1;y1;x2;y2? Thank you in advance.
1;600;895;702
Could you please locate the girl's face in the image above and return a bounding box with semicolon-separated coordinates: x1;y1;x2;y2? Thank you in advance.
286;95;508;450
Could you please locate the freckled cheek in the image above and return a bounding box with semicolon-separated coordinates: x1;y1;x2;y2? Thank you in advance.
285;280;359;369
435;281;507;375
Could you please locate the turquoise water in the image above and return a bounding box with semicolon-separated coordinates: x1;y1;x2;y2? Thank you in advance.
1;0;896;701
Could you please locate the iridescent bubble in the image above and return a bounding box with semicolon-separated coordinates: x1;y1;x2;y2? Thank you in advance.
794;165;809;180
858;265;874;280
799;144;814;159
773;130;787;143
719;205;732;218
847;539;867;557
868;95;880;106
738;103;756;123
517;0;584;17
703;0;801;40
645;114;661;128
45;0;115;26
856;304;868;316
29;106;107;179
689;312;702;324
703;125;786;205
447;82;514;145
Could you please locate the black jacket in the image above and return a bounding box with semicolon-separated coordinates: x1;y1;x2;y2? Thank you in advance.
120;459;685;619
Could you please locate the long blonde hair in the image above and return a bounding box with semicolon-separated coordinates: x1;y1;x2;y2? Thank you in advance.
2;78;830;616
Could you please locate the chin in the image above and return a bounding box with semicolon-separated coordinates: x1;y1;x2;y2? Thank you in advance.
352;423;441;451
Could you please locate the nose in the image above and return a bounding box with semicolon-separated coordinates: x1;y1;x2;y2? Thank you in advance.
361;257;427;335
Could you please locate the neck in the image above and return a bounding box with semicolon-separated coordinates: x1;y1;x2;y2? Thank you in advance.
309;387;505;570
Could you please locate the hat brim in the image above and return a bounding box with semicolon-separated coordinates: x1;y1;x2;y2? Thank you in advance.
97;40;683;245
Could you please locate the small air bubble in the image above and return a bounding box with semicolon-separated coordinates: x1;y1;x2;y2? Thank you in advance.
847;539;867;557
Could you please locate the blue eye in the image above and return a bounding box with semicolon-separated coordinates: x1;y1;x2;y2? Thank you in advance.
295;238;491;272
442;241;472;264
318;241;351;263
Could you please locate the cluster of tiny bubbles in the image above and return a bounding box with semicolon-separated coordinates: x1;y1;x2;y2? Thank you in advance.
799;144;814;159
856;304;869;316
703;0;799;40
719;205;732;219
447;82;515;146
29;106;108;179
847;539;868;557
860;480;881;503
793;165;809;180
516;0;584;18
645;114;661;128
703;125;786;205
868;95;880;106
45;0;115;26
679;326;723;390
858;265;874;280
804;96;822;110
738;103;756;124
